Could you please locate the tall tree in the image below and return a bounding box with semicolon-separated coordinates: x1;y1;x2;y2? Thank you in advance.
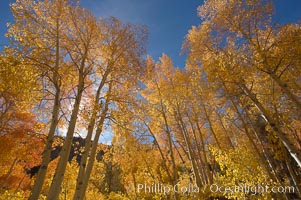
184;0;301;169
47;6;99;200
7;0;72;199
73;17;147;200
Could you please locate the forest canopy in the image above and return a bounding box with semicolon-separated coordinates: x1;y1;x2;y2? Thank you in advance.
0;0;300;199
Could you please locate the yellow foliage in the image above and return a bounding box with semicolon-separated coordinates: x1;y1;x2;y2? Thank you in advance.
210;142;273;199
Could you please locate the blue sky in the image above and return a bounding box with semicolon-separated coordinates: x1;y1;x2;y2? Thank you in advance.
79;0;201;67
1;0;301;67
0;0;300;144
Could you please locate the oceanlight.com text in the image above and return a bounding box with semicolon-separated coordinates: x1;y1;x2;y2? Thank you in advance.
209;183;295;195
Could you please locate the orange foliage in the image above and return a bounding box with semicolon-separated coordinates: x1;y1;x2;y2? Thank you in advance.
0;111;45;192
0;175;32;191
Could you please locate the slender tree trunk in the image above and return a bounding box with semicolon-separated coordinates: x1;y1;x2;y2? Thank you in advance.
243;105;288;199
77;94;110;200
30;85;61;200
172;140;185;164
72;97;97;200
221;81;287;199
285;159;301;197
269;72;301;113
161;106;178;183
202;105;222;149
187;115;208;185
73;68;111;200
195;120;213;184
144;122;173;183
227;85;282;182
175;106;202;188
240;25;301;113
215;110;234;149
241;84;301;168
47;60;86;200
29;17;61;200
154;82;179;200
132;172;138;200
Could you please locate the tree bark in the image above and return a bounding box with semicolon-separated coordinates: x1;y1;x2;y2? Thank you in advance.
76;82;112;200
29;16;61;200
203;105;222;149
269;72;301;113
175;106;202;188
77;97;110;199
47;56;86;200
241;84;301;168
72;68;110;200
144;122;173;183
